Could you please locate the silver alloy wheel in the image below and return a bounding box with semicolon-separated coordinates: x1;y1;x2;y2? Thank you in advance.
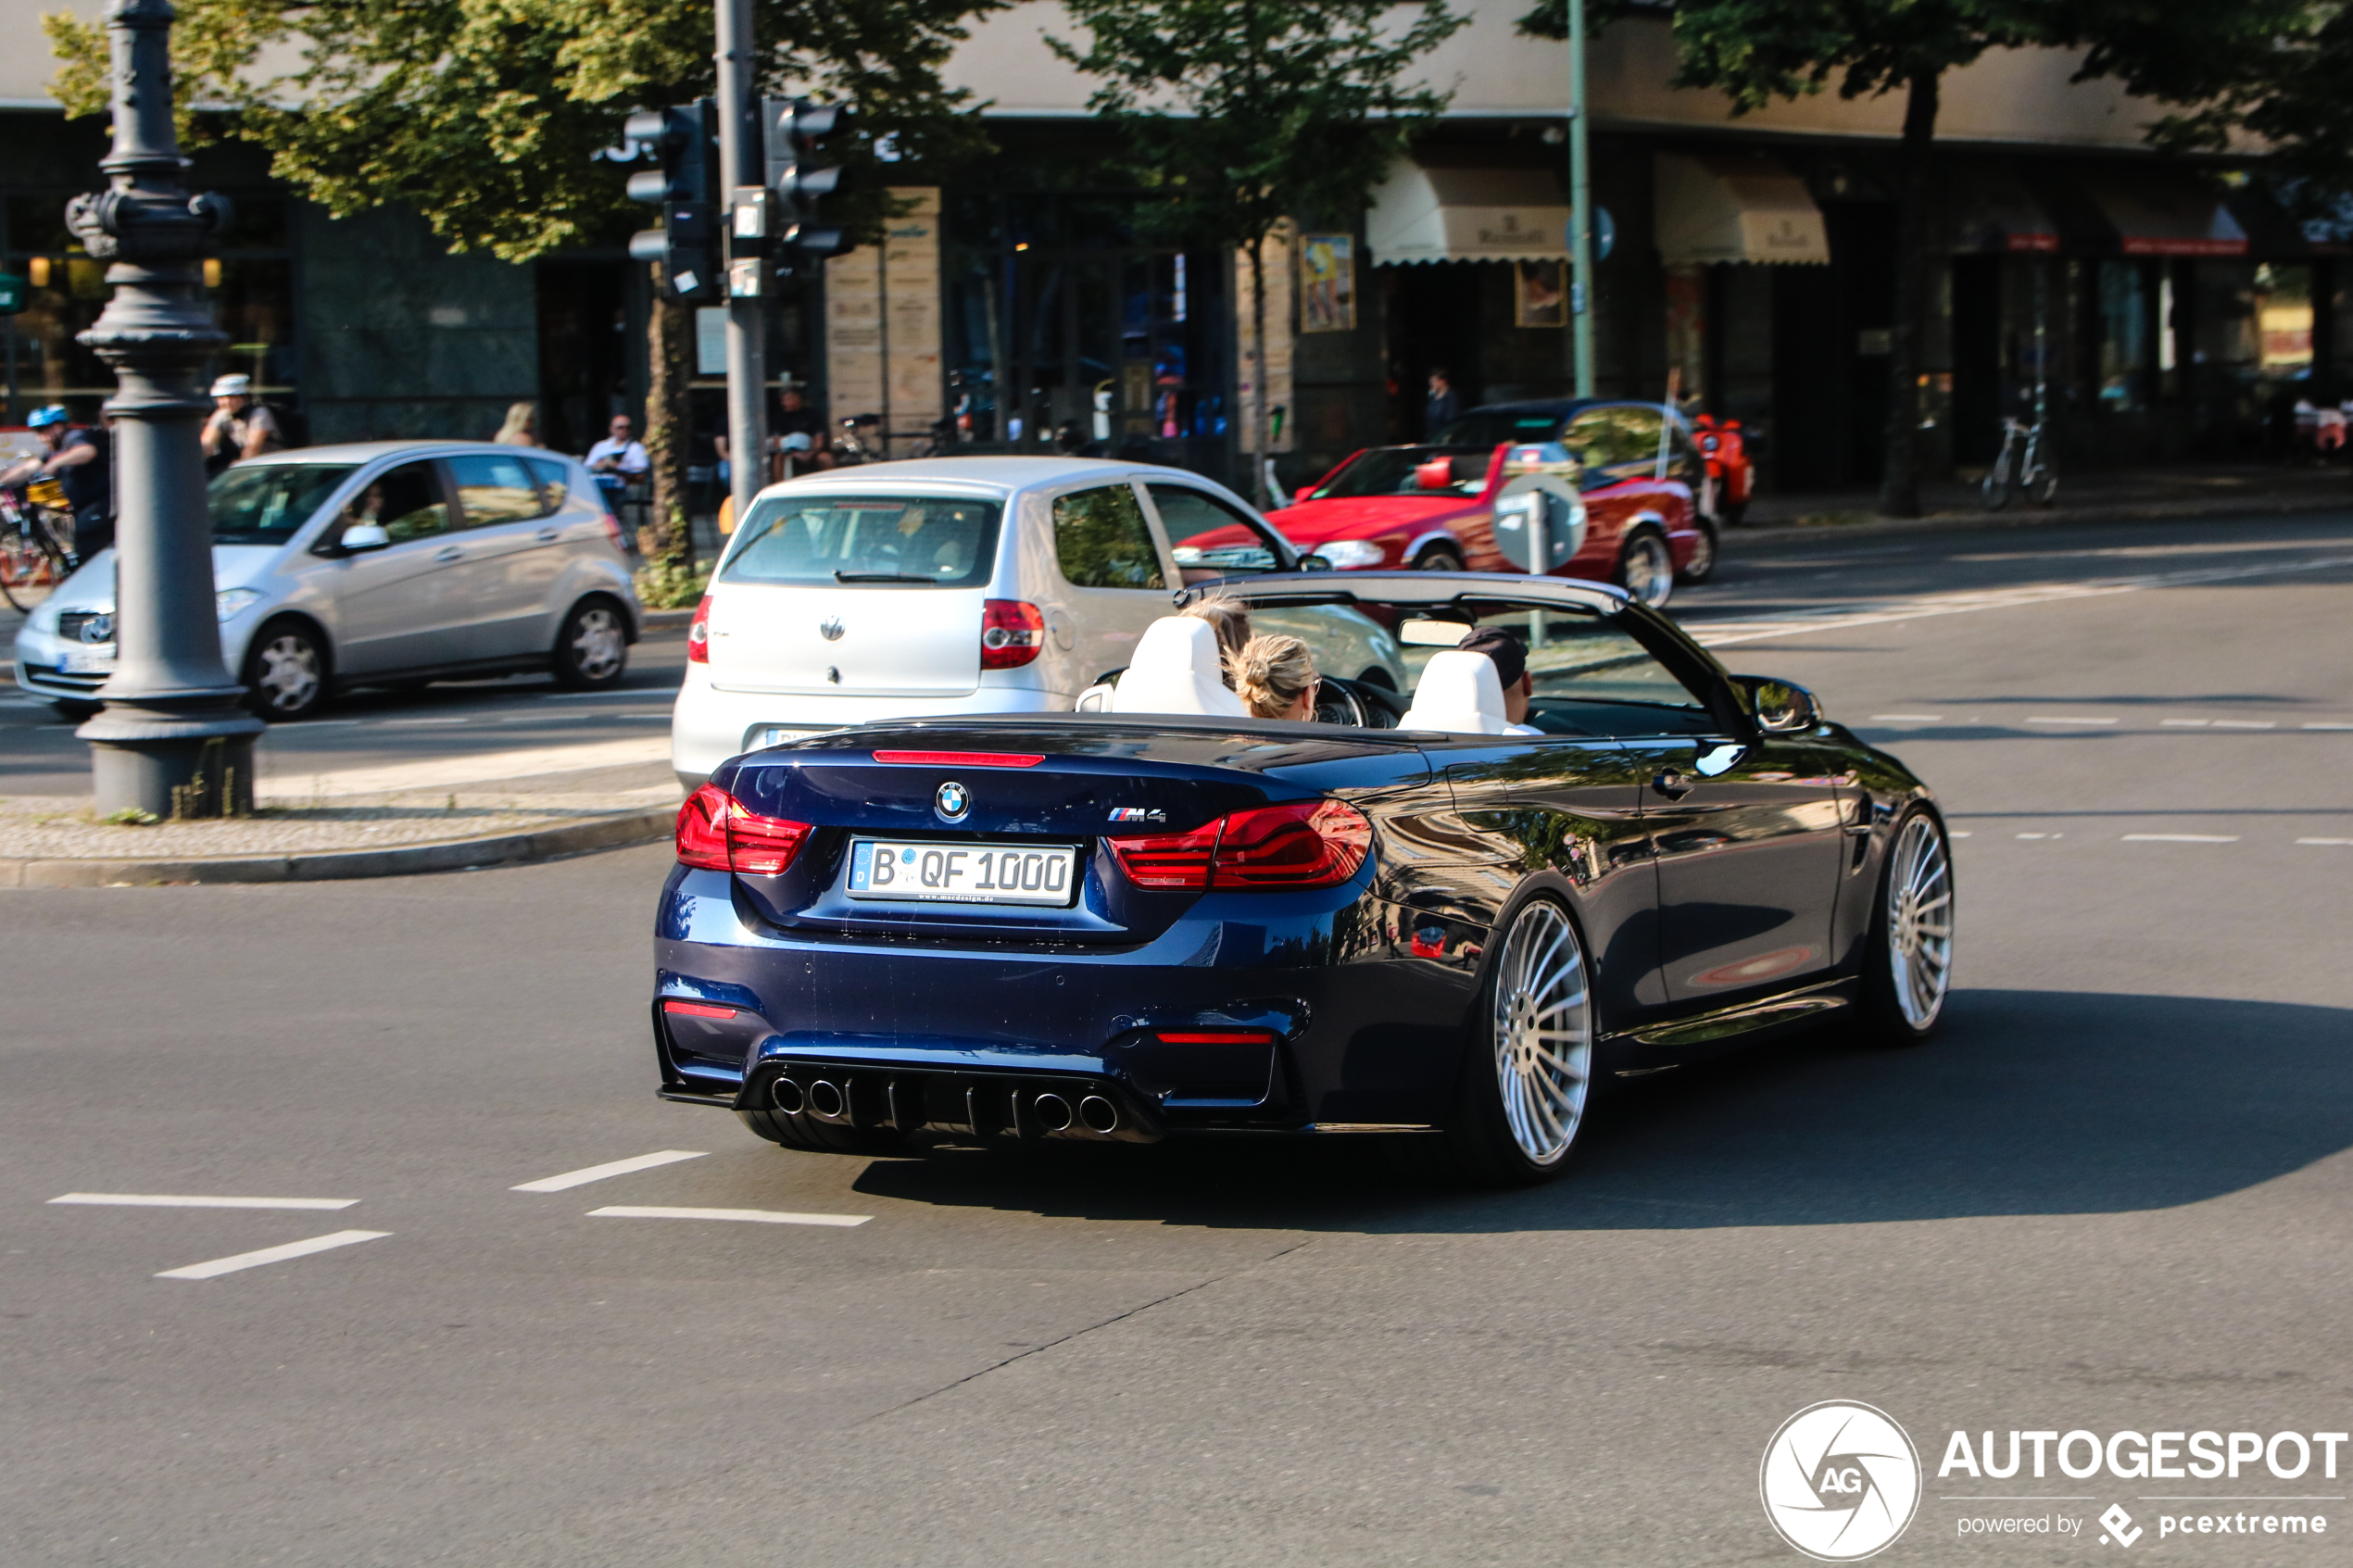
569;606;625;681
1683;524;1716;578
1489;900;1594;1165
1618;533;1673;608
252;632;321;713
1886;815;1954;1028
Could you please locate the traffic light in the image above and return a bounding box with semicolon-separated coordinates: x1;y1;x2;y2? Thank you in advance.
623;102;719;300
762;97;857;268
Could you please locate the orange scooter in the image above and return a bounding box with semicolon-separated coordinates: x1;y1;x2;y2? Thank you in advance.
1691;414;1754;526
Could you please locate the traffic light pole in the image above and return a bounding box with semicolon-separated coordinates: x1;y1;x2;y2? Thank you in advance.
714;0;766;529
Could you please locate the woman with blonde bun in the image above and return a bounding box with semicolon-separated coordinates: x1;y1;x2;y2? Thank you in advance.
1232;633;1321;721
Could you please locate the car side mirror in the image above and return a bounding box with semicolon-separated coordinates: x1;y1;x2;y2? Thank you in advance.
1296;552;1334;572
337;521;391;553
1734;675;1822;734
1414;458;1453;491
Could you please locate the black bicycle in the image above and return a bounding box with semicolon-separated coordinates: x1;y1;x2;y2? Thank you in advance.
0;481;75;612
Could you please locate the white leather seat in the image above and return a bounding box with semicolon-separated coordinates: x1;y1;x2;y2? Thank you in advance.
1111;617;1251;717
1399;649;1512;734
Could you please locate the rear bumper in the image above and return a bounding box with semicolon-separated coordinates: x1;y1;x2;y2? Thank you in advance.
652;866;1486;1132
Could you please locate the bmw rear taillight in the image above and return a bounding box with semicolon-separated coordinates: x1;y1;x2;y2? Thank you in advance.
686;596;711;663
675;783;812;875
1106;800;1371;891
981;599;1045;670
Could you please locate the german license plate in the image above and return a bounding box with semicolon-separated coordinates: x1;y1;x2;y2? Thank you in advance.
846;838;1079;906
60;647;115;674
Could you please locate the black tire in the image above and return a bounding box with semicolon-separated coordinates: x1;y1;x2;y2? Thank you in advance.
51;699;100;722
241;617;333;721
1852;807;1955;1045
552;596;629;690
1612;527;1675;609
1413;544;1466;573
736;1105;912;1156
1676;518;1719;585
1394;894;1604;1188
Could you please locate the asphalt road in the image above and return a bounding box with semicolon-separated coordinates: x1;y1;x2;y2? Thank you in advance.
6;508;2353;1566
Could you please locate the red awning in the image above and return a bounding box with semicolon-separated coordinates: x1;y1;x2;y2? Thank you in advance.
2081;172;2247;257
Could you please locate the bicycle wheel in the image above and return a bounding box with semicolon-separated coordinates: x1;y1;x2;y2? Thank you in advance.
2031;466;2058;507
1980;452;2011;511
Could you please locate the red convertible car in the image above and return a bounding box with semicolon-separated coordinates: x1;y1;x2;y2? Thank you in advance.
1239;400;1717;608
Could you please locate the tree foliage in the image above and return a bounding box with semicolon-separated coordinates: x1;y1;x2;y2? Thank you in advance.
44;0;1006;261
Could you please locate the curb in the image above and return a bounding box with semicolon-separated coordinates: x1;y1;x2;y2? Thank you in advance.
0;804;677;889
1733;487;2353;547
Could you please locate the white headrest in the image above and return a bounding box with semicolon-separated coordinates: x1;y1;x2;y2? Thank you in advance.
1399;649;1511;734
1111;617;1250;718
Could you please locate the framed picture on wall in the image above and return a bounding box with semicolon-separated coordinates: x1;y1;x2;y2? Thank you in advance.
1516;260;1568;328
1300;234;1355;333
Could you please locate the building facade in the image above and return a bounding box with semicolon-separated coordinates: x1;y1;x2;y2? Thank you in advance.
3;0;2334;498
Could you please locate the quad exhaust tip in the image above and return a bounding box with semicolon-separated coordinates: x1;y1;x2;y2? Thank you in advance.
770;1076;806;1114
1031;1092;1075;1132
1078;1095;1120;1134
806;1079;847;1121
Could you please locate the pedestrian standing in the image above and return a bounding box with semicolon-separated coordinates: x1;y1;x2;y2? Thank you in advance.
1425;368;1460;438
585;414;649;503
200;373;284;473
494;402;541;446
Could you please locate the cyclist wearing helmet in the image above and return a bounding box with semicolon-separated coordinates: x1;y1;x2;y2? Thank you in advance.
0;405;110;563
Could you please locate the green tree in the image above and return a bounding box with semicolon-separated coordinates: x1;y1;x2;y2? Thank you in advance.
1518;0;2309;517
1049;0;1466;503
44;0;1002;577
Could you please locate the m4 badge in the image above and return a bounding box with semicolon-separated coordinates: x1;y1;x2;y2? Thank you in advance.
1107;807;1164;823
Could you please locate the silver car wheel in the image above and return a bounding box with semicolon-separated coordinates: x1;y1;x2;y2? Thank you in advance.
253;632;321;713
1617;532;1674;608
570;606;625;681
1490;900;1593;1165
1886;815;1954;1029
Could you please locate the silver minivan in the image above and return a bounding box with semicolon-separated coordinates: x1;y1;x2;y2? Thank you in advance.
670;457;1405;786
12;441;642;721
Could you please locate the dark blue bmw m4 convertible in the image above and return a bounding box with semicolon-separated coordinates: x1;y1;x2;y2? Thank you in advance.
651;572;1953;1186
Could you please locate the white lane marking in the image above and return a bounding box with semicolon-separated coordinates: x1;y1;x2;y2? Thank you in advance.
2304;722;2353;731
1685;551;2353;648
155;1229;390;1280
511;1150;706;1193
2161;719;2210;727
1950;831;1972;837
2121;834;2240;843
2026;716;2119;725
50;1192;358;1210
2296;837;2353;846
588;1205;870;1228
2015;833;2057;840
258;735;671;798
2211;720;2277;730
1869;713;1944;721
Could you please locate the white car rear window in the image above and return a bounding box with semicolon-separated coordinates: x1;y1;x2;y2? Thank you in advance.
722;495;1001;587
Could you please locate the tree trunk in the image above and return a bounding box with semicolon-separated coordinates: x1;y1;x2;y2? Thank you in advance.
1248;231;1270;507
1879;69;1941;519
643;268;693;572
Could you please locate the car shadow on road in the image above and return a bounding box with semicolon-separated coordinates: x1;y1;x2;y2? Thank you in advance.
846;988;2353;1234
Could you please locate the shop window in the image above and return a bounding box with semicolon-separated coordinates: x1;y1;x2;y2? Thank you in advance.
2097;261;2151;412
2254;264;2313;374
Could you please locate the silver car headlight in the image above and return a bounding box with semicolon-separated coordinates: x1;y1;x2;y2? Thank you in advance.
215;587;264;622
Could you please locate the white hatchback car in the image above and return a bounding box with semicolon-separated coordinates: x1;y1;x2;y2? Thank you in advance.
672;457;1405;786
14;441;641;721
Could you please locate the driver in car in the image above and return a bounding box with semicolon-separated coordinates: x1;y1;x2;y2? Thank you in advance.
1458;626;1543;735
1234;633;1321;721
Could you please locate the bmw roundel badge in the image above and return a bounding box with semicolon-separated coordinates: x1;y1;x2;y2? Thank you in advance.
935;781;971;822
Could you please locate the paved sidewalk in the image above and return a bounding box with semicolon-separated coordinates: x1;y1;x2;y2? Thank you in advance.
0;757;683;887
1742;461;2353;540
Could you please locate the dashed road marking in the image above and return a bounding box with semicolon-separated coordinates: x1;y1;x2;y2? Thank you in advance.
2121;834;2240;843
2027;716;2119;726
2211;721;2276;730
50;1192;359;1210
2016;833;2058;840
512;1150;706;1193
2296;837;2353;846
2161;719;2209;727
155;1229;390;1281
588;1205;870;1228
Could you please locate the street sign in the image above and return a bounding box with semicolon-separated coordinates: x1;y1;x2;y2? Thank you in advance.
0;271;25;314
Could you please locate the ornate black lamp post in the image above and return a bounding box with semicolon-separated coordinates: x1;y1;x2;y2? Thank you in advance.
68;0;261;818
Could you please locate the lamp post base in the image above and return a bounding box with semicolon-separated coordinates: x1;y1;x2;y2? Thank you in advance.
82;703;265;819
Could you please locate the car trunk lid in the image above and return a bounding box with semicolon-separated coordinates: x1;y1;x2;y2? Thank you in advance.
706;583;983;696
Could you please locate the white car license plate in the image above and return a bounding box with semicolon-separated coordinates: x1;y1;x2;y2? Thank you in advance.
750;726;818;750
60;647;115;674
846;838;1078;906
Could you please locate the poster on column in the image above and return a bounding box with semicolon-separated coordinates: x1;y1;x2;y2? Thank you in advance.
824;187;943;458
1234;223;1296;454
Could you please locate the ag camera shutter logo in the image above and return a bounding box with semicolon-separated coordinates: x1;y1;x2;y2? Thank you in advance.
1761;1401;1922;1561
